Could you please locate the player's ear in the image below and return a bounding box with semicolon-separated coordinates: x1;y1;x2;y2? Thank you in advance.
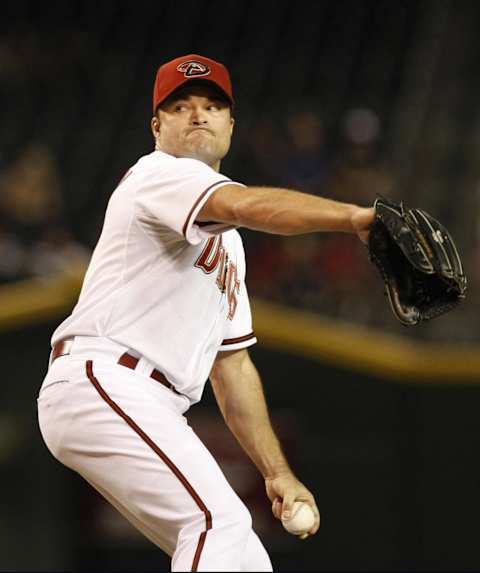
151;115;161;138
230;115;235;135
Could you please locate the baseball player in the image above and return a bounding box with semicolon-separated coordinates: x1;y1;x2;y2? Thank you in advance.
37;54;374;571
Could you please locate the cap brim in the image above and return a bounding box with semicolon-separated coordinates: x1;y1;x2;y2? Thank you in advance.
155;78;233;112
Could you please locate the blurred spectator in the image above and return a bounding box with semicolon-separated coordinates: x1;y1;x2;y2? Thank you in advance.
235;117;286;187
247;232;379;324
327;107;395;206
269;235;326;311
246;235;288;300
0;143;63;242
313;234;381;323
28;226;90;280
282;108;330;194
0;143;89;283
238;108;330;193
0;227;29;283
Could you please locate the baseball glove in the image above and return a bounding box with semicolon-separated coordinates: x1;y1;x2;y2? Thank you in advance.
368;197;467;325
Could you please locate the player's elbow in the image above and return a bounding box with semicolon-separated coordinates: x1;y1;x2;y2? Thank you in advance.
198;184;245;225
217;187;269;229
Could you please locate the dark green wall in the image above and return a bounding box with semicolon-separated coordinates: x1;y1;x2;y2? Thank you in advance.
1;321;479;571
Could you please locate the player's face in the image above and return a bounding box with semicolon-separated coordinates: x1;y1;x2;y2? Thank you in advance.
151;85;234;171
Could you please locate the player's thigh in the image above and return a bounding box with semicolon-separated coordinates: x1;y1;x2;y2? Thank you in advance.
51;359;251;553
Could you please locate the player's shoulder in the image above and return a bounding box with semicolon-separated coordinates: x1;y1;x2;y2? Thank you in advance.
133;150;173;172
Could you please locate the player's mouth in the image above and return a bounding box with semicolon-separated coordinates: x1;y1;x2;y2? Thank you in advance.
186;127;214;136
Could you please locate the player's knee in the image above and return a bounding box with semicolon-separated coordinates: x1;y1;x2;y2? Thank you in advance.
213;499;252;538
227;500;252;530
184;499;252;540
173;506;253;571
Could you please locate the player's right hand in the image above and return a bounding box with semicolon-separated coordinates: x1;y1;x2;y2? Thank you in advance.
265;472;320;538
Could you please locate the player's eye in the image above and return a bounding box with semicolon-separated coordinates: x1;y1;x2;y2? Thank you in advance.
174;104;188;112
207;104;220;111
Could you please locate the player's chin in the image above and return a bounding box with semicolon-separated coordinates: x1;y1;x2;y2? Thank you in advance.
185;144;224;166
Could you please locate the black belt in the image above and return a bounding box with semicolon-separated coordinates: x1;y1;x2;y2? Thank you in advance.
51;338;181;396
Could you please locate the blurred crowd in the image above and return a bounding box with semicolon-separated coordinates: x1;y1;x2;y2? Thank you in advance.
0;101;393;329
0;21;477;341
239;104;480;341
237;105;399;331
0;101;475;339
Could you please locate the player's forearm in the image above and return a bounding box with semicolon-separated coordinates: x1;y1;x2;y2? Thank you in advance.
211;355;291;478
224;393;291;479
199;184;361;235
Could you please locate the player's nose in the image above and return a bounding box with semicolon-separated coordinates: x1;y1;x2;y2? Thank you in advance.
190;106;208;124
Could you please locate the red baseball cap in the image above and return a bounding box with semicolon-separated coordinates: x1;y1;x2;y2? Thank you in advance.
152;54;234;113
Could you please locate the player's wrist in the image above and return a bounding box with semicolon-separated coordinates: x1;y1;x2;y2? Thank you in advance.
323;201;362;234
350;205;375;235
263;465;293;482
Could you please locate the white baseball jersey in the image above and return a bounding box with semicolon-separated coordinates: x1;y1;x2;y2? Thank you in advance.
51;150;256;404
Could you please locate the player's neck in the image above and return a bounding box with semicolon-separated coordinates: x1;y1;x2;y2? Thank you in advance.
154;144;221;172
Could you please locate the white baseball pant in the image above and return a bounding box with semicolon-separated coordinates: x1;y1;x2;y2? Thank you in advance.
37;337;272;572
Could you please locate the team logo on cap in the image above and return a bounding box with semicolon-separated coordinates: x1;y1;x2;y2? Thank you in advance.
177;60;211;78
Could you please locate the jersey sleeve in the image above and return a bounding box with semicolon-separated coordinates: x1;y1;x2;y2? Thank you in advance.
134;155;244;245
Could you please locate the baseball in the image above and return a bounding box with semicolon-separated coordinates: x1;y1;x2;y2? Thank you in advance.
281;502;315;535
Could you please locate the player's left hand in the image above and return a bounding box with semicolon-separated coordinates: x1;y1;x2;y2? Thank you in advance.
265;472;320;538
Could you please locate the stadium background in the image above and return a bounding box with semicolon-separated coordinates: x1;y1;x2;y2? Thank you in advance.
1;0;480;571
